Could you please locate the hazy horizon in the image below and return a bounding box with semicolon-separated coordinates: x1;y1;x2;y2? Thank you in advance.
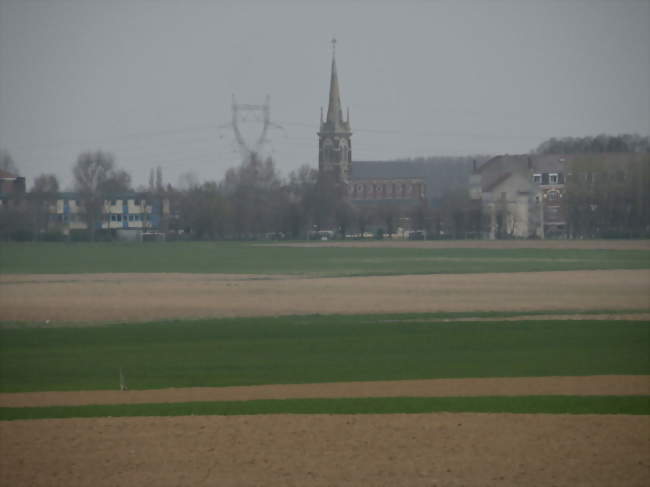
1;0;648;189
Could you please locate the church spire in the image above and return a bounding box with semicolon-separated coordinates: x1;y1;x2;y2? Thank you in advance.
326;38;343;125
318;38;351;183
322;38;350;133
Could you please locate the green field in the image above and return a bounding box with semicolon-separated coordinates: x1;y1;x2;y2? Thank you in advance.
1;242;649;276
1;314;648;393
2;395;648;421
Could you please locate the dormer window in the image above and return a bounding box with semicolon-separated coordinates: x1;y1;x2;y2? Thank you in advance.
549;173;559;184
533;173;542;184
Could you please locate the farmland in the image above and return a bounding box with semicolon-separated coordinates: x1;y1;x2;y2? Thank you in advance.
1;240;649;486
1;315;648;393
1;240;649;276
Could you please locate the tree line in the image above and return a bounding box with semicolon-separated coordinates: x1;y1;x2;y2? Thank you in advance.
1;132;649;241
535;134;650;155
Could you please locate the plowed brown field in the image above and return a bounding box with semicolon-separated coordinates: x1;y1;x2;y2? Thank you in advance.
2;260;649;486
2;413;648;487
2;269;649;323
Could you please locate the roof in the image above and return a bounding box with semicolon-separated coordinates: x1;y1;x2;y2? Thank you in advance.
40;191;162;200
350;159;477;198
0;169;19;179
478;154;573;192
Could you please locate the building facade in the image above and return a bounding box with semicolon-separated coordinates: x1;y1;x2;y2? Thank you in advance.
471;154;569;239
47;193;169;237
0;169;26;205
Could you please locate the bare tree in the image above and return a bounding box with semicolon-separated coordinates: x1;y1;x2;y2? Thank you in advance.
155;166;164;193
30;174;60;238
222;154;284;239
73;151;131;241
0;149;19;175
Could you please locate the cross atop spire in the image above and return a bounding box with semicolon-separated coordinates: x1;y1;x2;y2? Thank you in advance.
331;37;337;57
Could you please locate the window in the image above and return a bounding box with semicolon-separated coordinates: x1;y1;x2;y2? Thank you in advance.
549;173;559;184
533;173;542;184
111;200;117;206
111;214;117;222
129;215;134;221
548;190;559;201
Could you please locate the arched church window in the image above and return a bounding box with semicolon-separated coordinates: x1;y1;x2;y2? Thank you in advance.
322;139;334;161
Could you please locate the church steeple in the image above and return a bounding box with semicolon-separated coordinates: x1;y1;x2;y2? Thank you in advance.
326;42;343;126
322;38;350;133
319;38;352;183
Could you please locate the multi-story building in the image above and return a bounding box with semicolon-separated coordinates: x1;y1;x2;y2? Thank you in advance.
47;193;169;238
470;154;569;239
471;152;650;239
0;169;26;205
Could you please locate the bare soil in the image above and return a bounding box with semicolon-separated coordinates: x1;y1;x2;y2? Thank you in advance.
1;269;648;323
2;413;648;487
268;239;650;250
1;375;647;408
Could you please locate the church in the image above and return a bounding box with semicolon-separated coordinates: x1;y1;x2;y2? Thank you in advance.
317;43;426;207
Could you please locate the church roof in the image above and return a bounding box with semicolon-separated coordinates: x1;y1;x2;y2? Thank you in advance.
351;159;477;198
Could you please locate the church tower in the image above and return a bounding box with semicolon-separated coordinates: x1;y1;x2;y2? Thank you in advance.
318;39;352;183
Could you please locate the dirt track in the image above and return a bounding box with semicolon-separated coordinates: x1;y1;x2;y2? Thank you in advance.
2;413;648;487
268;239;650;250
1;269;649;322
1;375;648;408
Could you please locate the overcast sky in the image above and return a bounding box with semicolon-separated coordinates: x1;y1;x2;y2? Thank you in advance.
1;0;648;189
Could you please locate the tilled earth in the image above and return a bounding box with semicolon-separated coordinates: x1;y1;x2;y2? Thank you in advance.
1;375;649;486
2;264;648;486
1;269;649;323
2;413;648;487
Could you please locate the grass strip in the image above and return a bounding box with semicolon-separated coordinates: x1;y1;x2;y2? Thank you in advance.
1;395;648;421
2;318;648;393
1;242;648;275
